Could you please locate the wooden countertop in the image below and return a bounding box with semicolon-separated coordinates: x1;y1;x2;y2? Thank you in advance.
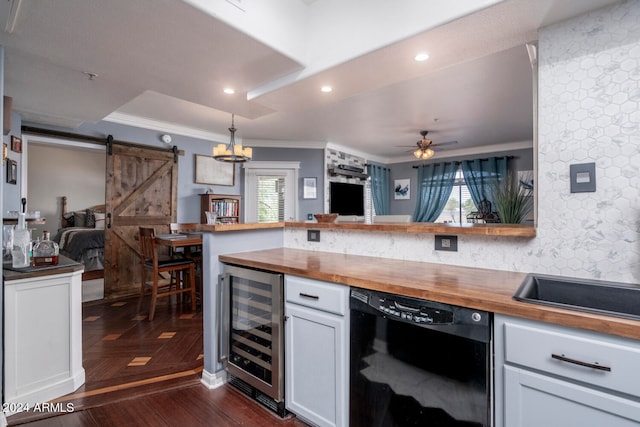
177;222;284;232
176;221;534;237
219;248;640;341
285;221;536;237
3;255;84;281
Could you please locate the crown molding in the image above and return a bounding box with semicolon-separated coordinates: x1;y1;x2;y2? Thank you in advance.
243;138;326;149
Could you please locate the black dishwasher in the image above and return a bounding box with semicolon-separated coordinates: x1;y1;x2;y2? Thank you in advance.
350;288;492;427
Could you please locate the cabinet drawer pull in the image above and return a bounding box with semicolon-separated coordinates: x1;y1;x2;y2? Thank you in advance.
551;353;611;372
299;292;319;300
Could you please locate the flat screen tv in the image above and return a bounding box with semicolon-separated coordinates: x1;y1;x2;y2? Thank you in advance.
329;182;364;216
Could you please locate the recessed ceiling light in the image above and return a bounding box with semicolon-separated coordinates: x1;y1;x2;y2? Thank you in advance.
321;85;333;93
223;87;235;95
414;52;430;62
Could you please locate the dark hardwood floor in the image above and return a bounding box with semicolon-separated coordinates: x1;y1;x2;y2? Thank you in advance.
8;294;307;426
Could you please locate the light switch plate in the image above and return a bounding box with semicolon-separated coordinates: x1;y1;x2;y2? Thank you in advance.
307;230;320;242
570;162;596;193
435;235;457;251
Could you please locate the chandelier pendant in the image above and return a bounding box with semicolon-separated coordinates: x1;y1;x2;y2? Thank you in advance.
213;113;252;163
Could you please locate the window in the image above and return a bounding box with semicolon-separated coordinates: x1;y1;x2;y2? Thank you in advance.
244;162;299;223
257;176;285;222
435;168;476;224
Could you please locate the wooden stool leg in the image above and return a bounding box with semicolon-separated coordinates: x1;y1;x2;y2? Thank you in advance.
149;273;159;321
176;270;183;305
137;266;146;312
189;264;196;311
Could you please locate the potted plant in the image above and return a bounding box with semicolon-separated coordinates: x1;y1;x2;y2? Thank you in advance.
492;172;533;224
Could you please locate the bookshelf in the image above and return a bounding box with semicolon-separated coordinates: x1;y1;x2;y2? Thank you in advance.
200;194;241;224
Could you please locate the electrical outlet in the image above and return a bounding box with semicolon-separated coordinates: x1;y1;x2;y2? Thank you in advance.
435;235;457;251
307;230;320;242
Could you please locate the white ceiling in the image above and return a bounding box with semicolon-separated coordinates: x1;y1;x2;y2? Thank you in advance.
0;0;621;163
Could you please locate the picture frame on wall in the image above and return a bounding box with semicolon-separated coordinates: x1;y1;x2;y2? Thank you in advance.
6;159;17;184
10;135;21;153
194;154;235;186
303;177;317;199
394;178;410;200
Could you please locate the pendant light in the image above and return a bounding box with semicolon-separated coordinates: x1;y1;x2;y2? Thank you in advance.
213;113;252;163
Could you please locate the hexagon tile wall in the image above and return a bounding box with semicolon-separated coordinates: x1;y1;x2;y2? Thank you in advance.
537;0;640;283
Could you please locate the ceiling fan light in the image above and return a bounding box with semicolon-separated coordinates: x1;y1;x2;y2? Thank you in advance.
421;148;435;160
413;148;423;159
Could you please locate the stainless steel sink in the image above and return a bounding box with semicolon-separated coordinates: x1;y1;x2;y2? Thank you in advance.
513;274;640;320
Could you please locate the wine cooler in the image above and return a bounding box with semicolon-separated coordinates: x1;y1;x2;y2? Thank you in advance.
218;264;286;415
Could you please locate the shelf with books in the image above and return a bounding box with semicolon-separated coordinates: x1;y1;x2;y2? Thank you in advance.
200;194;241;224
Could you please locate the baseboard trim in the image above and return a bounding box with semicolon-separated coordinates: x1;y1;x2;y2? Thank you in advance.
201;369;227;389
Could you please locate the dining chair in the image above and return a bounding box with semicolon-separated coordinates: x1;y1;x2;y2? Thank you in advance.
137;227;196;320
169;222;203;296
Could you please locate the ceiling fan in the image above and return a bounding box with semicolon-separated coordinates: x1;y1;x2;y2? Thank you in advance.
401;131;458;160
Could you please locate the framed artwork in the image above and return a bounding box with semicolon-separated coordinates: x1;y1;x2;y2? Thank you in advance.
194;154;235;186
6;159;17;184
303;177;317;199
394;179;410;200
10;135;21;153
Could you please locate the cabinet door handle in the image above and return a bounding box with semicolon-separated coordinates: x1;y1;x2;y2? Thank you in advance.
299;292;319;300
551;353;611;372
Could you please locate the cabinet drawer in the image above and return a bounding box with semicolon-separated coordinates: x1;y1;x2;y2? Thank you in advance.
285;276;348;316
504;320;640;398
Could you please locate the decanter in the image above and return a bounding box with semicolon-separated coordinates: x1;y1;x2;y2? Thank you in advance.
12;213;31;268
32;230;59;266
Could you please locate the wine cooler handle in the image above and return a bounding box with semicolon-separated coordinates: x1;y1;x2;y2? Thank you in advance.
217;274;230;364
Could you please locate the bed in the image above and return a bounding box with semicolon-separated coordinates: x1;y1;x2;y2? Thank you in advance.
54;196;106;280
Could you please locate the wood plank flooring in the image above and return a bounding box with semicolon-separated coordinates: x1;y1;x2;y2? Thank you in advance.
8;295;307;426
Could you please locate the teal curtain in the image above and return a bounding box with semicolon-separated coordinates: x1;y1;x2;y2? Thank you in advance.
413;162;457;222
461;157;509;211
369;164;390;215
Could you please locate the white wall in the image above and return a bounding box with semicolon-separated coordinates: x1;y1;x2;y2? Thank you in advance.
285;1;640;285
27;141;106;236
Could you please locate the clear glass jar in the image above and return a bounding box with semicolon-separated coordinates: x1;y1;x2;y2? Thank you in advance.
12;213;31;268
32;230;59;266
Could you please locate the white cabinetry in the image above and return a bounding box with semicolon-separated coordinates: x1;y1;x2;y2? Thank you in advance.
494;314;640;426
284;275;349;427
4;269;85;413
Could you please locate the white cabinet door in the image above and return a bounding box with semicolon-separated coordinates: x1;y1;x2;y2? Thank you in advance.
285;302;348;427
505;365;640;426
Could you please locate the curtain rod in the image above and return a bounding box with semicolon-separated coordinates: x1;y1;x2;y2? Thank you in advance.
411;156;513;168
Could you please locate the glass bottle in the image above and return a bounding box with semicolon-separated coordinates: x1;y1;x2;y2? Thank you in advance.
12;213;30;268
32;230;59;266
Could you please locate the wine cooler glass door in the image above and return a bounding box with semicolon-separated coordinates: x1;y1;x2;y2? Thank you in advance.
220;264;284;402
